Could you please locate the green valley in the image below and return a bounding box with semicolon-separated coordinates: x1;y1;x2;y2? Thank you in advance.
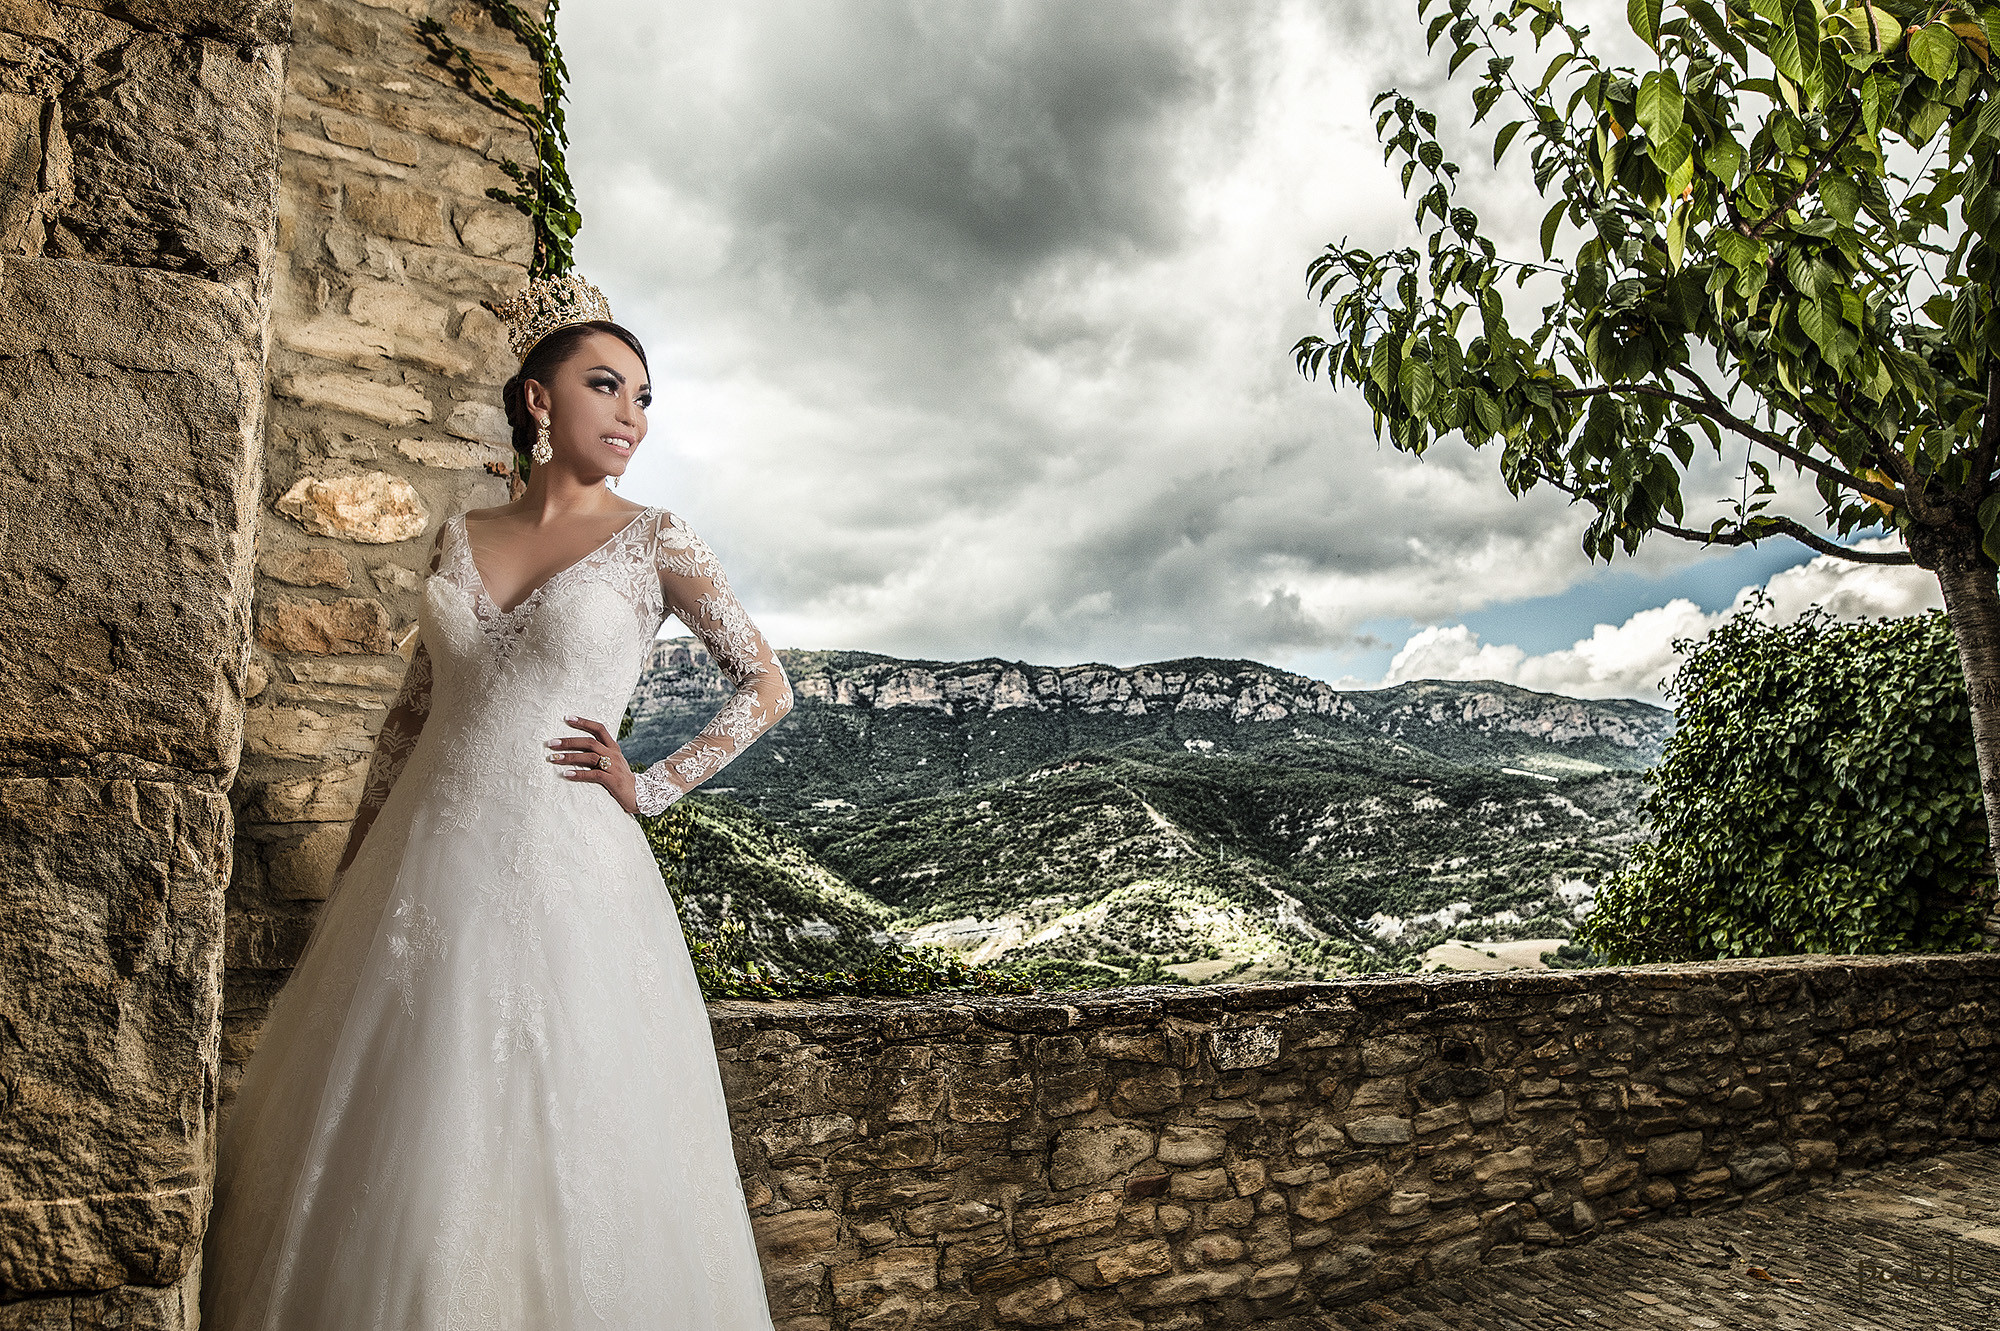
628;641;1667;987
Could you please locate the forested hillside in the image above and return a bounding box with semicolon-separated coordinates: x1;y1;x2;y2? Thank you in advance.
631;641;1668;984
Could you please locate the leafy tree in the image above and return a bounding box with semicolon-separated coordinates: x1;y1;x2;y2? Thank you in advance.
1578;603;1986;960
1294;0;2000;938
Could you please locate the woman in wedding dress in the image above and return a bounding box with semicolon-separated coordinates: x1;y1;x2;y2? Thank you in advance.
202;273;793;1330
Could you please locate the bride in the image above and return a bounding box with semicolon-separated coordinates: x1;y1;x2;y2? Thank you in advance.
202;274;793;1329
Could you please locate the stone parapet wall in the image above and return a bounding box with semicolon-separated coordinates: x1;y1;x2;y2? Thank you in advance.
225;0;531;1106
709;954;2000;1331
0;0;287;1321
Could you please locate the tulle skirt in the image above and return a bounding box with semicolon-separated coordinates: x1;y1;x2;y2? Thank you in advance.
201;757;775;1331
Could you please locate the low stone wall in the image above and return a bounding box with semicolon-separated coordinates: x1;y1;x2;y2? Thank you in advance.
709;953;2000;1331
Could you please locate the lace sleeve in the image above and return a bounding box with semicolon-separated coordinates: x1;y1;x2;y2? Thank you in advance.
631;512;793;818
335;529;443;873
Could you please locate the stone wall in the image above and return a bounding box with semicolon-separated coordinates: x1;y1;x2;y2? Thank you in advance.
224;0;533;1106
709;954;2000;1331
0;0;287;1321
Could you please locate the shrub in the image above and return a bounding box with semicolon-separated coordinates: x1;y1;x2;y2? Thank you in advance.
1578;603;1988;963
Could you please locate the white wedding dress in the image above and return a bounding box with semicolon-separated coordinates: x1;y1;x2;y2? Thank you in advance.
202;505;793;1330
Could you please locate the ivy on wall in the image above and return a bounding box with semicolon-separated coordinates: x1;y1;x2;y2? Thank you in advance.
416;0;580;279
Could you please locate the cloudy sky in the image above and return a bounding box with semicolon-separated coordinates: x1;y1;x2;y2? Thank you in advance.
560;0;1941;704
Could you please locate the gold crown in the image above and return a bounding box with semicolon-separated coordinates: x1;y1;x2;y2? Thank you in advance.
483;273;614;360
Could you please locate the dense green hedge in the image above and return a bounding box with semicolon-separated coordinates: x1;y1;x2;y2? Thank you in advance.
1579;603;1989;963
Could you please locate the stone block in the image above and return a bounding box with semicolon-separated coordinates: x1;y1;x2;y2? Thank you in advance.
1184;1232;1244;1264
1473;1147;1535;1181
0;778;226;1290
347;279;449;340
0;91;42;254
991;1276;1070;1326
262;824;346;901
344;178;446;244
242;704;375;762
1209;1023;1281;1070
1048;1122;1151;1190
1645;1131;1706;1175
752;1207;840;1263
276;315;394;365
1294;1164;1390;1221
0;259;263;775
1090;1239;1172;1285
1156;1125;1224;1165
260;548;352;588
1362;1034;1430;1075
1729;1143;1794;1187
830;1247;937;1309
1123;1266;1249;1307
445;399;511;445
1581;1162;1638;1198
275;472;429;542
1014;1191;1118;1241
257;596;392;655
1166;1168;1230;1201
61;0;289;42
394;435;513;471
51;36;282;282
453;202;531;262
232;758;367;824
277;374;432;427
1346;1115;1413;1145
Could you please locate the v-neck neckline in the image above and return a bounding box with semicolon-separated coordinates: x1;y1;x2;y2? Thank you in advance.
456;506;654;617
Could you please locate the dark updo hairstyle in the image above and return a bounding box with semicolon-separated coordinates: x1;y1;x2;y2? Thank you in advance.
501;319;650;477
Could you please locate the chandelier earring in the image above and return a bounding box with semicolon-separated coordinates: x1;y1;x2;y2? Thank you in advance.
533;415;553;466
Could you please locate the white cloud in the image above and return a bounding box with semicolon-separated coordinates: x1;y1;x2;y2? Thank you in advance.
1383;540;1945;703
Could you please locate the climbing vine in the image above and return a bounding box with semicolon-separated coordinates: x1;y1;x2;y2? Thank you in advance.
415;0;580;278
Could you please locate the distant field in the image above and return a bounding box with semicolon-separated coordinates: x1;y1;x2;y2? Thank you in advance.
1423;938;1571;973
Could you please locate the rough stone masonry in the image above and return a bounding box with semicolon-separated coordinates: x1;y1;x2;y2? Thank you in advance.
0;0;528;1324
708;954;2000;1331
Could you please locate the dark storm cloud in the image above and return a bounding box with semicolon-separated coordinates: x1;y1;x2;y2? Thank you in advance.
561;1;1764;676
723;5;1208;292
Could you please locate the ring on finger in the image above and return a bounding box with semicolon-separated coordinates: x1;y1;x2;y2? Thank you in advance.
597;754;611;770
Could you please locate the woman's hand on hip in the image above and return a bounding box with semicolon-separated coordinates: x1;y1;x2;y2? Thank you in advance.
546;715;638;814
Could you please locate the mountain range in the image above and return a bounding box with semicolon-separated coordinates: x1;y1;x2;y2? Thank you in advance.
626;641;1672;987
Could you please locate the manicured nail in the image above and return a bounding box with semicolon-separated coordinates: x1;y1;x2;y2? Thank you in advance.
544;739;560;748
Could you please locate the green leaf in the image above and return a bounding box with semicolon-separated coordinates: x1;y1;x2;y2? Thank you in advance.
1541;199;1567;259
1820;173;1859;227
1704;137;1745;182
1909;96;1950;146
1716;229;1763;272
1636;69;1685;145
1796;283;1845;362
1629;0;1663;50
1912;23;1961;83
1666;201;1690;271
1495;120;1526;165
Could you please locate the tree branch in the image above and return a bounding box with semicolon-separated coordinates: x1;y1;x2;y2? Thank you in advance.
1747;106;1864;240
1651;515;1914;563
1549;381;1906;508
1539;472;1914;563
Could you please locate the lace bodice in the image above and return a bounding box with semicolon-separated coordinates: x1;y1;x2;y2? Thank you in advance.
346;506;792;857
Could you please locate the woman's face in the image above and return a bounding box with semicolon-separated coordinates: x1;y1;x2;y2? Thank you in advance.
526;330;651;480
